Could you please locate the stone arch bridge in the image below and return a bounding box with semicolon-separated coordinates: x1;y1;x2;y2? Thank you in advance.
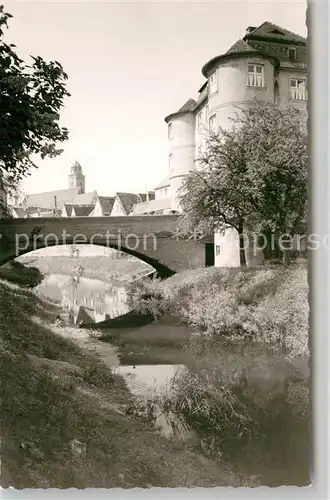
0;215;214;277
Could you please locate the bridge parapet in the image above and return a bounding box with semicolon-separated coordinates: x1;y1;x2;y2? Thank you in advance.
0;215;214;277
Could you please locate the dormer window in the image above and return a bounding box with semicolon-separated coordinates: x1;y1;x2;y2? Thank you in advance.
288;47;297;60
248;63;265;87
209;71;218;95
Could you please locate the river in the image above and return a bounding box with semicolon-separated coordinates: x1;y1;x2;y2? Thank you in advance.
34;272;310;487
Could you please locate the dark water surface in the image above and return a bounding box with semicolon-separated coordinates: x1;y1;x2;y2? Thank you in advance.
36;273;310;487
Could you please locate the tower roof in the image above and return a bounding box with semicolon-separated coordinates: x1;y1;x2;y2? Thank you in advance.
165;98;197;123
71;161;83;175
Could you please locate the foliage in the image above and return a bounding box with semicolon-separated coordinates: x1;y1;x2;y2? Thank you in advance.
178;100;308;265
128;264;309;360
0;260;43;287
0;280;249;488
0;5;70;187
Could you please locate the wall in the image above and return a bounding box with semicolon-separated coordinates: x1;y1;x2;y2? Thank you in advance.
91;199;103;217
276;69;308;110
195;101;209;164
0;215;213;276
168;112;196;208
208;57;275;131
214;227;265;267
110;197;126;216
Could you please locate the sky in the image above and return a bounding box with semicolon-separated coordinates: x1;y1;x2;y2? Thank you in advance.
5;0;307;198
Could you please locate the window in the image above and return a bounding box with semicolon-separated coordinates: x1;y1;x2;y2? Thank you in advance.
209;71;218;94
215;245;221;256
164;188;168;197
290;78;307;100
247;63;265;87
209;114;217;133
197;145;203;157
169;152;173;171
288;47;296;61
168;123;173;140
205;105;209;121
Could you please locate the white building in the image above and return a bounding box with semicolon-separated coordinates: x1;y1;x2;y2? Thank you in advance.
131;21;307;266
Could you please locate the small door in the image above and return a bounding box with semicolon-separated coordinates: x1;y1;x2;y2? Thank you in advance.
205;243;214;267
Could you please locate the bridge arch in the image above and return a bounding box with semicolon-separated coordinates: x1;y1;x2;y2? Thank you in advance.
0;239;176;279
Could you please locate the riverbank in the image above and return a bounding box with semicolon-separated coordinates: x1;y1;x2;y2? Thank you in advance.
0;278;253;488
127;263;310;486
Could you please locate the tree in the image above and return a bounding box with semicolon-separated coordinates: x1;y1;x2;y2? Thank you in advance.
0;5;70;190
178;100;308;266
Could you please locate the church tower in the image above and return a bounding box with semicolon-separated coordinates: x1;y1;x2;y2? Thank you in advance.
68;161;85;193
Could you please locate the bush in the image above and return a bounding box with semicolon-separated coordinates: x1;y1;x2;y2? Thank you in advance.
127;264;308;360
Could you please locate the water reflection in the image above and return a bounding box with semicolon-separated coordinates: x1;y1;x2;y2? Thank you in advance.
36;274;130;324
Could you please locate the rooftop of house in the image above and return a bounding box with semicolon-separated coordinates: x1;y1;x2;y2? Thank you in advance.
115;192;150;215
23;187;81;210
130;198;173;215
70;190;98;206
72;205;94;217
96;196;116;216
202;21;307;76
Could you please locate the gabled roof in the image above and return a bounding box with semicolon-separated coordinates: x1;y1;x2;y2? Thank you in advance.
72;205;94;217
154;175;170;190
23;187;80;210
63;204;74;216
243;21;306;45
97;196;115;216
71;190;98;206
115;192;144;215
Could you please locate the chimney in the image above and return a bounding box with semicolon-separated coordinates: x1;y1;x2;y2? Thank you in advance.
245;26;257;35
146;185;149;202
54;195;57;215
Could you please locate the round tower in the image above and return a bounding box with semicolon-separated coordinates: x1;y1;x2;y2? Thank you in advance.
68;161;85;193
165;99;196;210
201;40;278;133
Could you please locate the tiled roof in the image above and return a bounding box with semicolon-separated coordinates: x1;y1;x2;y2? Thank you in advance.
63;204;74;216
225;39;258;55
177;98;197;113
130;198;172;215
116;192;143;215
247;39;307;67
71;190;98;206
244;21;306;44
202;22;306;77
12;206;27;217
165;98;197;122
72;205;94;217
154;175;170;190
97;196;115;216
23;187;80;210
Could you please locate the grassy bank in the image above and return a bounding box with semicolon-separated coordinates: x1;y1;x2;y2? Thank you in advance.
127;264;310;486
0;278;253;488
128;263;309;360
